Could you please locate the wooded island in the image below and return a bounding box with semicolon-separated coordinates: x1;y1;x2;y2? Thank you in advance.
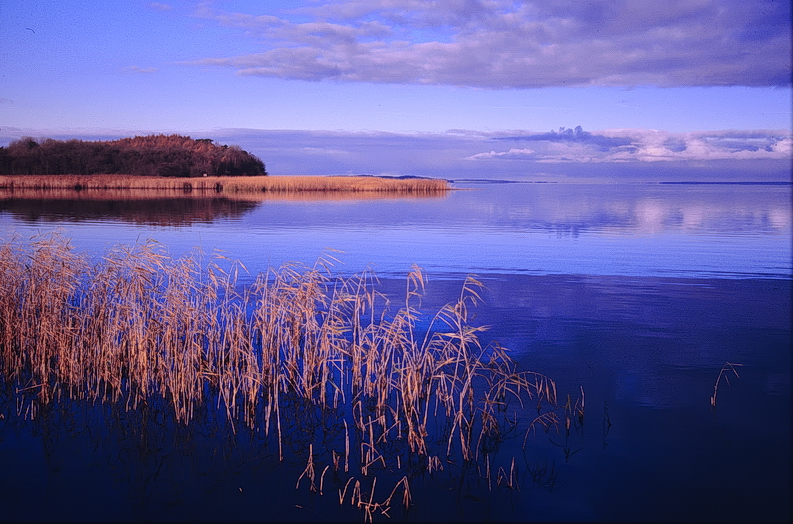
0;134;450;194
0;134;266;177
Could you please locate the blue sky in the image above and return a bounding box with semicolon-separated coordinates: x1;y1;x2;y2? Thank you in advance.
1;0;791;179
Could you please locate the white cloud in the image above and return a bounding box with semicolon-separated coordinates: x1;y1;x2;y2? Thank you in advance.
124;65;158;74
599;130;793;162
466;128;793;163
466;148;535;160
188;0;791;87
295;146;352;156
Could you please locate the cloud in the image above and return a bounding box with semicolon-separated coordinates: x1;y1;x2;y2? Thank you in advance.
597;129;793;162
470;128;793;163
466;148;535;160
124;65;158;74
149;3;173;12
497;126;635;151
188;0;791;87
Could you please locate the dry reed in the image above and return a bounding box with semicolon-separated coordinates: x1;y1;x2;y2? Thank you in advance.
711;361;743;408
0;174;450;195
0;232;565;520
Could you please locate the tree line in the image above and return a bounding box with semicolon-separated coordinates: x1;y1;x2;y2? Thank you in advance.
0;134;267;177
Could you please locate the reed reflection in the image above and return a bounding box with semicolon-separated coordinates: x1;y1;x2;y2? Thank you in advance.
0;187;447;226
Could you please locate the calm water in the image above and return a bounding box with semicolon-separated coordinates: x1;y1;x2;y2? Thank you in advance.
0;181;790;521
1;182;789;279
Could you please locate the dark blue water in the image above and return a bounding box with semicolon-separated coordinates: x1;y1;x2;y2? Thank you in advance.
0;181;790;521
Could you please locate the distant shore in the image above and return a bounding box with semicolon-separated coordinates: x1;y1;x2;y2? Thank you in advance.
0;174;450;194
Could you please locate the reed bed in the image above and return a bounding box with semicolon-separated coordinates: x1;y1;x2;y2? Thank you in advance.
0;186;446;203
0;188;446;202
0;233;563;521
0;174;450;194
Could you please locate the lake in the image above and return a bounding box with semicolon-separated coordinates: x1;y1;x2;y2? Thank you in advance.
0;180;790;521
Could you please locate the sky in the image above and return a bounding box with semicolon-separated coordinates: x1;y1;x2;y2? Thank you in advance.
1;0;791;180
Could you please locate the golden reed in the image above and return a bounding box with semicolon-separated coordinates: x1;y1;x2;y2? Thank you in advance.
0;174;450;194
0;233;566;520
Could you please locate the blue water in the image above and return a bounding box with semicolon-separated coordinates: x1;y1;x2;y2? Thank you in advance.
0;181;790;521
2;182;790;279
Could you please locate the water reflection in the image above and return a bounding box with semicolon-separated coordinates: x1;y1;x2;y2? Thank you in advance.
0;187;448;226
2;197;262;227
2;183;788;235
0;272;788;521
446;182;792;236
0;190;259;226
2;183;788;279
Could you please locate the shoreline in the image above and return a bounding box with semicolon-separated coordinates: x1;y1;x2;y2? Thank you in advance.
0;174;450;194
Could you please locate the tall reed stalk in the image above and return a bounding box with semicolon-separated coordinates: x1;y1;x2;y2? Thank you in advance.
0;233;564;520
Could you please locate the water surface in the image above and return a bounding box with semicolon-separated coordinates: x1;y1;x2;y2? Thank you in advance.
0;181;790;521
2;182;789;279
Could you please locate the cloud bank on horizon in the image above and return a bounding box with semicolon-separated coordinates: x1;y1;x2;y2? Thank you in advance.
205;127;792;180
2;125;790;180
193;0;790;88
480;126;793;163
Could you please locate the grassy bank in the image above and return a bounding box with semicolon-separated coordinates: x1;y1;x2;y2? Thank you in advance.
0;174;450;194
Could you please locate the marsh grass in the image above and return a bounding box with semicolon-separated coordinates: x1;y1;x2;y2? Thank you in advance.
0;233;563;521
0;174;450;195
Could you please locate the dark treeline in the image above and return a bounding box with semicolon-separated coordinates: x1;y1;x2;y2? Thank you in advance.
0;134;266;177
